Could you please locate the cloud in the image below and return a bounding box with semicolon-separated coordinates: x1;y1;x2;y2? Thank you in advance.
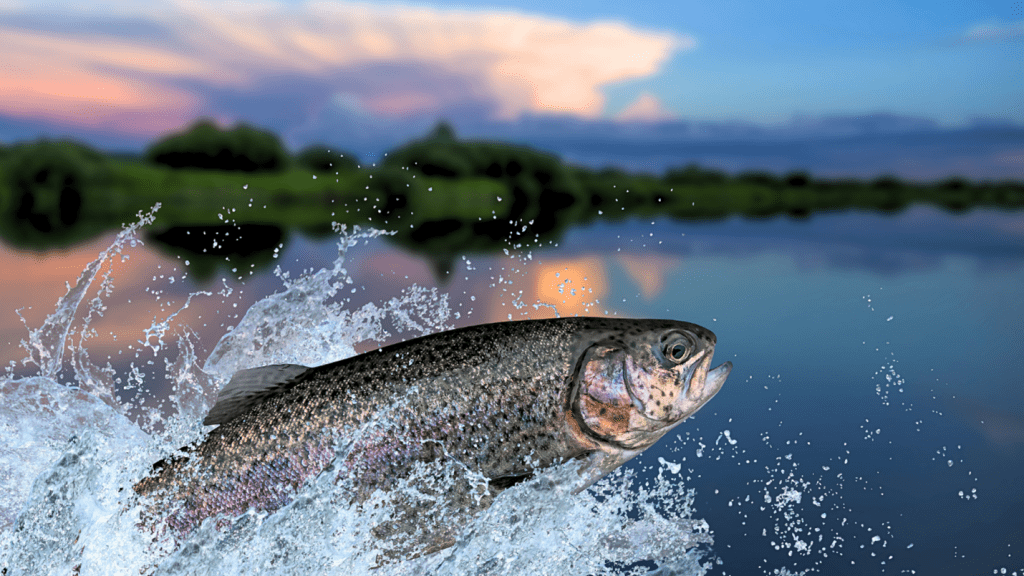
0;26;204;134
615;92;679;123
0;1;688;139
960;20;1024;43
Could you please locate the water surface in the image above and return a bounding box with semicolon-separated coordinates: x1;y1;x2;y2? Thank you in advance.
1;204;1022;575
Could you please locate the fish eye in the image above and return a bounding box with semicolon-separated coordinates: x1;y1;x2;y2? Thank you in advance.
665;339;690;363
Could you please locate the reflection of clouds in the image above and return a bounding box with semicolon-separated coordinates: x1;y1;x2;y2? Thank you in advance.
793;244;945;275
339;242;623;326
515;257;608;320
356;249;435;287
962;209;1024;240
571;208;1024;277
2;235;120;366
1;236;238;371
676;234;998;276
340;245;617;329
616;254;681;300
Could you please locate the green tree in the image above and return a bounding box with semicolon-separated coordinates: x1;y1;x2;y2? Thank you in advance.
295;145;360;173
663;164;727;185
871;175;904;190
146;119;288;172
737;171;782;188
383;123;583;241
784;171;811;187
429;121;456;141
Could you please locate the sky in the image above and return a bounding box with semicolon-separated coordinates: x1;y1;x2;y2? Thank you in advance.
1;0;1022;175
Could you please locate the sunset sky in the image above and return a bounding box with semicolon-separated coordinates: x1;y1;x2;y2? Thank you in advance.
1;0;1021;167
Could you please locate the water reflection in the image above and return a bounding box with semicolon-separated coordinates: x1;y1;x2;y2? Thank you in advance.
3;204;1024;574
0;233;256;377
962;400;1024;450
5;206;1023;371
147;224;284;282
528;257;608;319
616;254;681;301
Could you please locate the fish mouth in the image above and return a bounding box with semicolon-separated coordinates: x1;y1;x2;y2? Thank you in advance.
703;361;732;401
621;357;732;423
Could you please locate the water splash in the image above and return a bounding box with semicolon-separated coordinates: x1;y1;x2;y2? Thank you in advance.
17;206;160;398
204;224;450;379
0;215;713;575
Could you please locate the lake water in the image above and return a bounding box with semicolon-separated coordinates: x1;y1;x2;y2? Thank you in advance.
1;204;1022;575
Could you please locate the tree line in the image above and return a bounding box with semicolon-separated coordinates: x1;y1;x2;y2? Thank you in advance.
1;118;1021;254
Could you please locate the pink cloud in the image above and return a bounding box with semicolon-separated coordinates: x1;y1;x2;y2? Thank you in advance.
0;1;689;137
616;92;680;123
0;27;203;133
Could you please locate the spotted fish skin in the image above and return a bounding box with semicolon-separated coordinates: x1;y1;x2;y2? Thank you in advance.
134;317;731;541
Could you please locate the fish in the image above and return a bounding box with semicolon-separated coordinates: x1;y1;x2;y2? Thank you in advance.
133;317;731;553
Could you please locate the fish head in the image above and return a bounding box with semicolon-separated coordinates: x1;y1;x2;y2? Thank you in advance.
572;320;731;450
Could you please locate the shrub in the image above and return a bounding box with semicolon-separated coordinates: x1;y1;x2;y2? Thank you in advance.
146;119;288;172
737;171;782;188
664;164;727;185
871;175;905;190
784;171;811;187
295;145;359;173
939;176;968;191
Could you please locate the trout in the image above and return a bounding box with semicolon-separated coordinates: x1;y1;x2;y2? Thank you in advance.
134;317;731;551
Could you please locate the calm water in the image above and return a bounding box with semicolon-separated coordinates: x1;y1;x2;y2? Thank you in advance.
1;204;1022;575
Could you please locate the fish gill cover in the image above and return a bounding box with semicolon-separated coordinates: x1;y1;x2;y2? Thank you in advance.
0;207;716;576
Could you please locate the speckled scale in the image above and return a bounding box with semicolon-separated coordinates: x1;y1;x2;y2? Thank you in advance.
134;317;726;545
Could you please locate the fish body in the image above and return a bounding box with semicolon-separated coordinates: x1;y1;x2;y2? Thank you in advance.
134;317;731;546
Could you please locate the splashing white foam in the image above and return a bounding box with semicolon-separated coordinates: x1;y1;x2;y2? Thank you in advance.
0;214;713;576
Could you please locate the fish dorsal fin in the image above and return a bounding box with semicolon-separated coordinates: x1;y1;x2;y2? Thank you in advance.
203;363;310;426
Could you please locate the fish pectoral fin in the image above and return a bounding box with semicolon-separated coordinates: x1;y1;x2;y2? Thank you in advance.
204;363;310;425
570;449;640;495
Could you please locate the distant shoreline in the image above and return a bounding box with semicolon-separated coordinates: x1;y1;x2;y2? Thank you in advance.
1;125;1021;275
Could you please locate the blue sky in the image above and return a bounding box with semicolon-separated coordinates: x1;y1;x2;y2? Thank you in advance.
521;0;1021;124
1;0;1021;163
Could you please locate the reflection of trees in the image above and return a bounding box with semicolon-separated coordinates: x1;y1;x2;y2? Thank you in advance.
0;141;110;249
145;224;285;283
375;124;591;281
